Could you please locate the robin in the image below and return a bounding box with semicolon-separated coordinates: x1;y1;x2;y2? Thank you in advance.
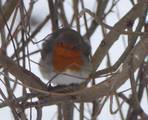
39;28;92;86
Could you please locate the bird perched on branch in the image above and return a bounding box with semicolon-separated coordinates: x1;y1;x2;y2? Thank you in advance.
39;28;92;86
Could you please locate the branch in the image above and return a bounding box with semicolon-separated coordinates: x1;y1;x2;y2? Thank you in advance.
0;49;47;91
76;36;148;101
92;1;147;70
0;0;19;31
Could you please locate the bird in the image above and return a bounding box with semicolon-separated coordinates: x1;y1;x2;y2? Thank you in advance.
39;28;92;86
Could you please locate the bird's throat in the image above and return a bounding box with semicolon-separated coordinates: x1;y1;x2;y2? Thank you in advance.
52;46;83;72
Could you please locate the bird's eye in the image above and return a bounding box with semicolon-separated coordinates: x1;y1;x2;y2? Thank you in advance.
71;45;77;49
57;41;64;47
72;44;80;49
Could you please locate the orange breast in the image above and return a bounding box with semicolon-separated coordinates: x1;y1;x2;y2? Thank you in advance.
52;45;84;72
